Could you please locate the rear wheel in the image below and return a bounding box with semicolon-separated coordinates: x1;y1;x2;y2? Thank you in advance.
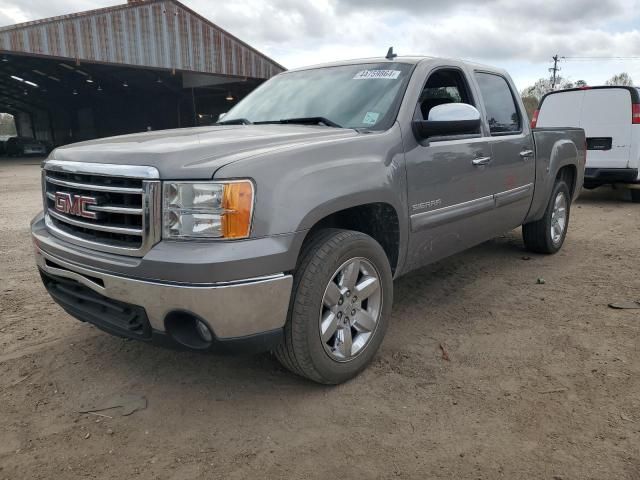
523;180;571;254
275;229;393;384
631;189;640;203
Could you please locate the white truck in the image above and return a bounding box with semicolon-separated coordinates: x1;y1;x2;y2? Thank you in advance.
533;86;640;202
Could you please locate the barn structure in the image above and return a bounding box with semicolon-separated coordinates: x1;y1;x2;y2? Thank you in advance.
0;0;285;146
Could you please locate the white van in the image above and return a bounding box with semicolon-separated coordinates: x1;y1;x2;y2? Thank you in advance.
533;86;640;202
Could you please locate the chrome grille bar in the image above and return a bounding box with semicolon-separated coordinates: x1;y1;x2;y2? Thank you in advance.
45;192;143;215
45;160;160;179
46;176;143;194
89;205;144;215
47;209;144;236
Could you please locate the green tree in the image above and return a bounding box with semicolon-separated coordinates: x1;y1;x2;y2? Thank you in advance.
605;73;633;86
521;76;577;102
521;96;538;121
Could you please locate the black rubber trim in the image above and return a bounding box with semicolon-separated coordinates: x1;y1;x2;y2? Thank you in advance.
41;269;152;340
39;268;283;355
584;168;638;186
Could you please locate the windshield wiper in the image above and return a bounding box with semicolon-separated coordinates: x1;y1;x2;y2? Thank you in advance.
257;117;343;128
217;118;253;125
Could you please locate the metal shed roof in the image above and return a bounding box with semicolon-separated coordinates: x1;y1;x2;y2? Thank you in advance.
0;0;285;80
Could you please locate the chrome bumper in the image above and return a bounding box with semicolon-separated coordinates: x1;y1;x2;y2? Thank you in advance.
35;247;293;339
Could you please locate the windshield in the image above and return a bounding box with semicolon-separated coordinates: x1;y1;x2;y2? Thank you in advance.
221;62;414;130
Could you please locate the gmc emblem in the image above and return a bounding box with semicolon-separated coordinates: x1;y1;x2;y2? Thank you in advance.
54;192;98;219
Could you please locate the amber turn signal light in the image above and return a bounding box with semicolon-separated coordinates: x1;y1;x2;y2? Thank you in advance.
222;181;254;239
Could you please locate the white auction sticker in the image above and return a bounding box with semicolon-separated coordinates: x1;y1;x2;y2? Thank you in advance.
353;70;401;80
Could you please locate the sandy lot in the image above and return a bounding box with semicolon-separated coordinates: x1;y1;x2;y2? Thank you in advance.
1;157;639;479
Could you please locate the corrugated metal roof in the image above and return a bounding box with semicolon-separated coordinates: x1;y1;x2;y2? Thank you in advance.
0;0;285;79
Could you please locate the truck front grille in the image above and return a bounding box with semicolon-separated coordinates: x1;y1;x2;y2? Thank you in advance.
42;161;160;257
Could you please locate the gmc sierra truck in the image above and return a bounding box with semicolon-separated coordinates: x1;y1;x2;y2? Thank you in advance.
32;55;586;384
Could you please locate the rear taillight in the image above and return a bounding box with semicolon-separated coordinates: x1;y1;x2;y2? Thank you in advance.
530;109;539;129
633;104;640;124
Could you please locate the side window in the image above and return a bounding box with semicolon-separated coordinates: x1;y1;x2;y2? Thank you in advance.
474;72;520;134
418;69;474;120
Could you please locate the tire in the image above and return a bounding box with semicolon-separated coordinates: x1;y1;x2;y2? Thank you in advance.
523;180;571;254
631;189;640;203
275;229;393;384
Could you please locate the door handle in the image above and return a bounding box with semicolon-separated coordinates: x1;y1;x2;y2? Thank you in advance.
519;149;534;159
472;156;492;166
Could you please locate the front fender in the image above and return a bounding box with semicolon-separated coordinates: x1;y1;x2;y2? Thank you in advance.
292;157;406;233
215;124;409;266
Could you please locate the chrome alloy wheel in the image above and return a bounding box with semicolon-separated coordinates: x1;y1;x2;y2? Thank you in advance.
550;191;567;245
319;257;383;362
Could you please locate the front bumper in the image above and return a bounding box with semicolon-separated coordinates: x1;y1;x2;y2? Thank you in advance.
34;243;293;352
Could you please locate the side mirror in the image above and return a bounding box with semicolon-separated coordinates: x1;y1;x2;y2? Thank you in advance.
412;103;482;140
218;112;227;122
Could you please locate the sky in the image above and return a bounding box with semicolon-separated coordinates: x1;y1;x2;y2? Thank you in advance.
0;0;639;91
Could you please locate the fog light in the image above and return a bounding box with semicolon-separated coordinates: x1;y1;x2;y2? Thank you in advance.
195;319;213;342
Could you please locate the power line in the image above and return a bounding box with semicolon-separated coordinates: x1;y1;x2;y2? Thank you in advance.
561;56;640;61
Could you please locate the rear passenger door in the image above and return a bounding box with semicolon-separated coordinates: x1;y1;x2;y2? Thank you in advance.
473;72;536;232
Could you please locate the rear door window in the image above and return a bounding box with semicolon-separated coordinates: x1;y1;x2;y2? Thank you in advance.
475;72;521;134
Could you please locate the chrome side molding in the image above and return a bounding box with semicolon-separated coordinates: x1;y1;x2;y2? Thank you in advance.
410;183;534;232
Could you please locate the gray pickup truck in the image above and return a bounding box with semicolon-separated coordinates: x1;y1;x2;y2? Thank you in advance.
32;55;585;384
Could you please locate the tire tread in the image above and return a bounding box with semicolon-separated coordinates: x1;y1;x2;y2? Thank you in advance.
275;229;389;384
523;180;570;254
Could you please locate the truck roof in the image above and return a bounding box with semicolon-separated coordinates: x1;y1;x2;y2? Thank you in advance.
286;56;507;76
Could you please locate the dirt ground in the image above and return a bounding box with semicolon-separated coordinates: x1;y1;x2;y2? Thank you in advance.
1;157;639;480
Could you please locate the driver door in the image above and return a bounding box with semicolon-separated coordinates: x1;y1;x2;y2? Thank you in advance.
403;67;495;270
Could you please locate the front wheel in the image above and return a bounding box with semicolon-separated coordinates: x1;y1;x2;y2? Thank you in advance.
523;180;571;254
275;229;393;384
631;189;640;204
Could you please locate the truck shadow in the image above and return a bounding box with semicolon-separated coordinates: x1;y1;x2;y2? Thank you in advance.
576;186;634;204
392;230;528;311
52;229;532;392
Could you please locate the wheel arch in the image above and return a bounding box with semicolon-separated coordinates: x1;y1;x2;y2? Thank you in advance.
556;164;578;198
526;138;580;223
298;202;403;275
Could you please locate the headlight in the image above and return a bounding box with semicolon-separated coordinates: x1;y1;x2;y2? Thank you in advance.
163;180;254;240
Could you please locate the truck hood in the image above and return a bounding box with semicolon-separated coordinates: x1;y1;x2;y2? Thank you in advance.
49;125;359;179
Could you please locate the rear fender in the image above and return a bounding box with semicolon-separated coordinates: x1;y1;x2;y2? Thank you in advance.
526;138;579;223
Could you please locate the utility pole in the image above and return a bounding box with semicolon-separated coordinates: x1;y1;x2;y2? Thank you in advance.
549;54;560;89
